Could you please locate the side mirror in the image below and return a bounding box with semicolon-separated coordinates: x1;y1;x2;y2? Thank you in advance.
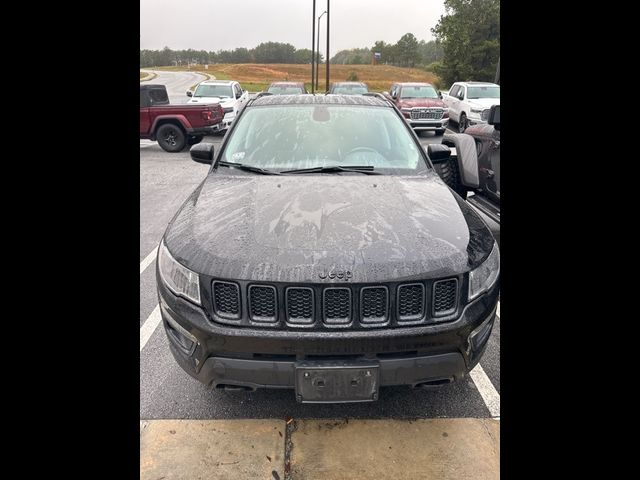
458;93;464;100
235;91;242;99
488;104;500;130
186;90;193;97
426;144;451;164
190;143;214;164
390;91;397;99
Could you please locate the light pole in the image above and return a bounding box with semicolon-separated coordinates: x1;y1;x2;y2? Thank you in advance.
311;0;316;93
316;10;326;92
325;0;330;93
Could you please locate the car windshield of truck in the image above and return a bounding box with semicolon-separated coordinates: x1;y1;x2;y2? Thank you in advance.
267;86;305;94
467;86;500;99
332;85;369;94
220;105;427;175
400;86;438;99
194;84;233;98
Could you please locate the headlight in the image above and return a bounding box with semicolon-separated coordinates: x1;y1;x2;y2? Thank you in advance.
468;242;500;300
158;241;201;305
401;108;412;112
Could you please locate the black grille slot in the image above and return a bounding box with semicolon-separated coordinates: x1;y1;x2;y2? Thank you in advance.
248;285;277;322
360;286;388;323
212;281;240;319
286;287;314;324
323;288;351;324
433;279;458;316
397;283;425;320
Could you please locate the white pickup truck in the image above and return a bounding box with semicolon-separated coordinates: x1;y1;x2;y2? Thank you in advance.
186;80;250;132
442;82;500;133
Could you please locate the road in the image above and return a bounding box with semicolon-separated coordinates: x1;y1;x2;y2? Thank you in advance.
140;76;499;420
141;69;208;104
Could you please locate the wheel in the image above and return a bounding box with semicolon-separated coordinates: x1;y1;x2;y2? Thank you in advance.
435;129;445;136
458;113;468;133
187;135;203;146
433;157;467;199
156;123;186;152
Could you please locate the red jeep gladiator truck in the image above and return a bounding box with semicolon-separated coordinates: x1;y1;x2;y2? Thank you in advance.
140;84;224;152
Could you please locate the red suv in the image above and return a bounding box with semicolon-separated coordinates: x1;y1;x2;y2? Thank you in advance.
385;82;449;135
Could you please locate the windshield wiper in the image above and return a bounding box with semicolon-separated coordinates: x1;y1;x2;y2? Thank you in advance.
280;165;382;175
218;161;281;175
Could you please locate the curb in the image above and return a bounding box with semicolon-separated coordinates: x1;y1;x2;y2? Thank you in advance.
140;70;157;82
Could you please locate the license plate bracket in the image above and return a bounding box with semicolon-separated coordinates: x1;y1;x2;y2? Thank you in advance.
294;362;380;403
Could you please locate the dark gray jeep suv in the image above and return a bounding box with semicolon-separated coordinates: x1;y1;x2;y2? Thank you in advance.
156;94;500;403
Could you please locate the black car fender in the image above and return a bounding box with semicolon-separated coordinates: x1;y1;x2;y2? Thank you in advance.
442;133;480;188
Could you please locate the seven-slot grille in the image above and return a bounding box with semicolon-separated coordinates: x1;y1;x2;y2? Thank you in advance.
286;287;314;324
212;281;241;319
433;279;458;316
410;108;444;120
209;278;459;327
323;288;352;324
360;286;389;323
248;285;277;322
397;283;425;321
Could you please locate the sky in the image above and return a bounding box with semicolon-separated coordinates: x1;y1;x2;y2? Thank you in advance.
140;0;447;53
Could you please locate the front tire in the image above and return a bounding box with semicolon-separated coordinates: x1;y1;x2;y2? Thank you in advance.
458;113;468;133
156;123;186;152
433;158;467;199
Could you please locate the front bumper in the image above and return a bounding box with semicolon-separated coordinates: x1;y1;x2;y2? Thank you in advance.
212;112;236;131
157;273;499;394
408;117;449;131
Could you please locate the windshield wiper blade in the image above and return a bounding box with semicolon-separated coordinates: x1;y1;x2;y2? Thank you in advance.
280;165;381;175
218;161;281;175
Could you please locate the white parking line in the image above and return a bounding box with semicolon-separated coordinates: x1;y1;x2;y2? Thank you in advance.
469;363;500;417
140;305;161;352
140;246;158;274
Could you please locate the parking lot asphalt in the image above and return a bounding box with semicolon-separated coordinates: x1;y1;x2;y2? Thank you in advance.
140;76;498;420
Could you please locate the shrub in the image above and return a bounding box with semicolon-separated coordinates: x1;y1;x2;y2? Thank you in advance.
346;71;359;81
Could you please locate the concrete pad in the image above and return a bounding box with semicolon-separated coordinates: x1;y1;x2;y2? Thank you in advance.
290;418;499;480
140;419;285;480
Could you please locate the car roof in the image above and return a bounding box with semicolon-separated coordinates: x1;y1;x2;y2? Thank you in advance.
396;82;435;87
251;94;389;107
332;82;367;86
140;84;165;90
198;80;235;85
269;82;304;86
455;82;499;86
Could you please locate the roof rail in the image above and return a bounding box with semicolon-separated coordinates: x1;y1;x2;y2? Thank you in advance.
363;91;392;105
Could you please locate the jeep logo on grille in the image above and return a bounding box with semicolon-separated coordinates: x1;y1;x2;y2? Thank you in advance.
318;269;353;280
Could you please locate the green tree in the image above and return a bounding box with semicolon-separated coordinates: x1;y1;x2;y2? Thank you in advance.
396;33;420;67
432;0;500;86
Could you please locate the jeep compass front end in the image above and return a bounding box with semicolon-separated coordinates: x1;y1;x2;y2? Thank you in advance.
156;94;500;403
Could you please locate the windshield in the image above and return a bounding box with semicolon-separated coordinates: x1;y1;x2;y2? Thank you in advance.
467;86;500;99
194;84;233;98
267;86;305;94
220;105;426;174
332;85;369;95
400;85;438;99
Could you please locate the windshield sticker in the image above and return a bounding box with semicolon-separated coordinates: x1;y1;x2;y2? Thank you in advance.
232;151;246;161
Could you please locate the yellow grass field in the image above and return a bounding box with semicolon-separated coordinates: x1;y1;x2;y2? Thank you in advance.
155;63;440;92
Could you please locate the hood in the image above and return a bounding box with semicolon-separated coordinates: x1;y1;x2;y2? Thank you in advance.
397;98;446;109
164;172;495;283
467;98;500;109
